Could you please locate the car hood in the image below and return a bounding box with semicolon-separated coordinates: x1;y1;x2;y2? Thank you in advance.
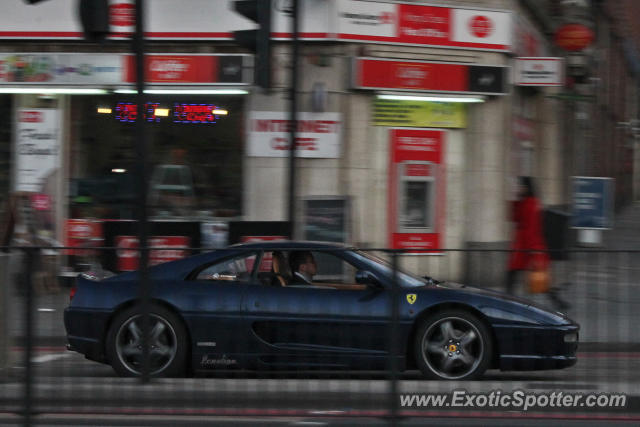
431;281;575;325
435;281;534;305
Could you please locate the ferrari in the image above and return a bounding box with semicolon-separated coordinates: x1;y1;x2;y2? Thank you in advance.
64;241;578;380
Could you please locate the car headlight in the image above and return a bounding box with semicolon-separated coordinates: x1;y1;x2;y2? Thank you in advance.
564;332;578;343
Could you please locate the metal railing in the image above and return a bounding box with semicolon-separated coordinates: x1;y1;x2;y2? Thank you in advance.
0;245;638;425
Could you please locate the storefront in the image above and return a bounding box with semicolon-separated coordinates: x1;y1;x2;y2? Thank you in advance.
1;51;252;272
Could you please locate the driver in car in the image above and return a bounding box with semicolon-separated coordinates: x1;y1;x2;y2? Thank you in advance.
288;250;317;286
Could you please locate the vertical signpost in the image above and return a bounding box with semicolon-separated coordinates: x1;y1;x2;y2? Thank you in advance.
133;0;152;382
571;177;614;246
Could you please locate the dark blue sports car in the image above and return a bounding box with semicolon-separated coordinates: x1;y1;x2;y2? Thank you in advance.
64;241;579;380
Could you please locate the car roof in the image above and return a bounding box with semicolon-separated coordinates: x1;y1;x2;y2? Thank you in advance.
229;240;352;250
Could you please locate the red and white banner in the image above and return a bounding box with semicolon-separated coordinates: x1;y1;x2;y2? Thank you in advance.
124;55;215;83
337;1;511;51
116;235;190;271
123;54;250;84
388;128;445;252
1;0;510;52
246;112;342;158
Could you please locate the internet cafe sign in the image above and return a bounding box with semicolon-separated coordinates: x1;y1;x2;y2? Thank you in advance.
14;109;61;192
246;112;342;158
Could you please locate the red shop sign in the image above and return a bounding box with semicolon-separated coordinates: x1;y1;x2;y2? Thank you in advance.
116;235;190;271
355;58;467;92
110;2;135;28
124;55;217;84
353;57;506;95
554;24;594;52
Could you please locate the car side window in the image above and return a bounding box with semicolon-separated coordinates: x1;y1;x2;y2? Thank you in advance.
310;251;358;286
194;253;257;282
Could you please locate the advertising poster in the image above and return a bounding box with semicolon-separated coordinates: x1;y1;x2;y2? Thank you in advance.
571;177;614;229
303;198;349;243
373;99;466;128
14;108;61;193
0;53;122;85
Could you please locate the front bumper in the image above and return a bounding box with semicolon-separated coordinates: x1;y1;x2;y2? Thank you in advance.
494;323;579;371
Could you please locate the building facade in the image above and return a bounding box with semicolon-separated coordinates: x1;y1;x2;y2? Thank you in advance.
0;0;637;282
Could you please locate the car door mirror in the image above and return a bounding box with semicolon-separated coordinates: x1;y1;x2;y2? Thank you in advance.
356;270;383;288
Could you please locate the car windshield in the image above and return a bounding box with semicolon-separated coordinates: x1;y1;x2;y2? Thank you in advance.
352;250;429;288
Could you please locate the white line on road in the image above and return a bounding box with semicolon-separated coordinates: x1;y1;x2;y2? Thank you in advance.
31;353;72;363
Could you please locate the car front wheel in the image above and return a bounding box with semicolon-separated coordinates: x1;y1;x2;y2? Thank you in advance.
106;305;188;377
414;310;492;380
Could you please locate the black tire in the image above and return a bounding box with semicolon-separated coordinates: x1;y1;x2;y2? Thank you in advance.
414;309;492;380
105;304;188;377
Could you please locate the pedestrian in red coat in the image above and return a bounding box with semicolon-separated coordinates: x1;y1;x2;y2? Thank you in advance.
507;176;549;275
505;177;569;310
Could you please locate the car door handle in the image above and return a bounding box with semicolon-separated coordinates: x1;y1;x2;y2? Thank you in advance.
254;301;260;308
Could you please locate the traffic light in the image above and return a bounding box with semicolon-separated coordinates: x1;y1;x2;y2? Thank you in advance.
233;0;272;89
78;0;110;42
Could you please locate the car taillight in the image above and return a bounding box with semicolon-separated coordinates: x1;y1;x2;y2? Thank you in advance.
69;286;77;302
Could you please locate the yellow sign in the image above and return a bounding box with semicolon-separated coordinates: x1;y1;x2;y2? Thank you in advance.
373;99;467;128
406;294;417;304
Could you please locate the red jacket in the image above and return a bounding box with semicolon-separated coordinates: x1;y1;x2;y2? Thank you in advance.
508;196;549;271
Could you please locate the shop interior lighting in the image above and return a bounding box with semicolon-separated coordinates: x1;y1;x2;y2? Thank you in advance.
0;88;108;95
212;109;229;115
97;107;112;114
113;89;249;95
377;94;486;103
154;108;170;117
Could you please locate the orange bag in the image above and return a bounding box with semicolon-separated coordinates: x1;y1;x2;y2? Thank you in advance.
527;269;550;294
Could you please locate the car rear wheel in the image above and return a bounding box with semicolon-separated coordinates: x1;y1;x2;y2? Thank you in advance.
106;305;188;377
414;310;492;380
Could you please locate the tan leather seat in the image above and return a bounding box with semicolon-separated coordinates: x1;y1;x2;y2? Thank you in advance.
271;251;291;286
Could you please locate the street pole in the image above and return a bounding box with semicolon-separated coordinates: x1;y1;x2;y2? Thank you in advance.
134;0;151;382
287;0;299;239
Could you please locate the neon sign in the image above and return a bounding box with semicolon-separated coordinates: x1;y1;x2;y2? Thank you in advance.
173;103;217;124
115;101;161;122
112;101;225;124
